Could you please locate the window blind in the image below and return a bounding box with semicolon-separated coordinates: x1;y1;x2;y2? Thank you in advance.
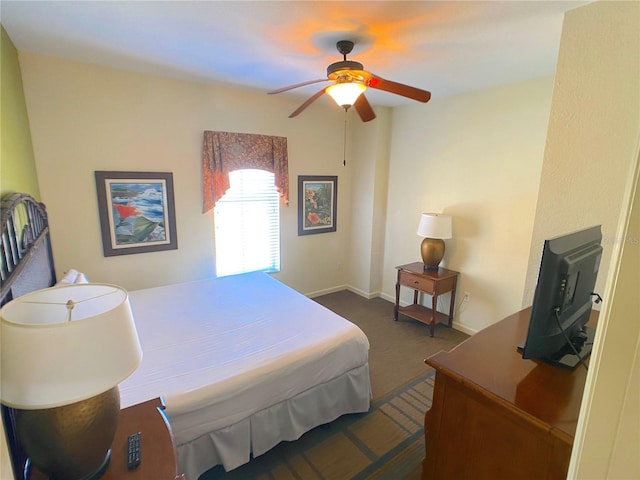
214;169;280;277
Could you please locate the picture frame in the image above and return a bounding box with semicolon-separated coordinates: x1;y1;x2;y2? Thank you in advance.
298;175;338;236
94;171;178;256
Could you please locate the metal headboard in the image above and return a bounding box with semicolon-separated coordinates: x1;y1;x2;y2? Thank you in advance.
1;193;56;305
1;192;57;479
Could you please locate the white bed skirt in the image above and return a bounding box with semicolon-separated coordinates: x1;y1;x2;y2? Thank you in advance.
177;363;371;479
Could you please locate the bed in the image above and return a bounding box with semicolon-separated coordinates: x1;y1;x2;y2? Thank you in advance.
0;193;371;480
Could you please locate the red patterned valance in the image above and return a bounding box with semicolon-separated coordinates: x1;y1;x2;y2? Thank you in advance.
202;131;289;213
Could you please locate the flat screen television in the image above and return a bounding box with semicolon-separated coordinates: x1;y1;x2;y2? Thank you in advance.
519;225;603;369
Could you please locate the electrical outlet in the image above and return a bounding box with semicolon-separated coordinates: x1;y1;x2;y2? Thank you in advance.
463;292;471;302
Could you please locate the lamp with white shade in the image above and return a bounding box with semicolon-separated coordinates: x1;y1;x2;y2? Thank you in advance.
0;283;142;480
416;213;453;270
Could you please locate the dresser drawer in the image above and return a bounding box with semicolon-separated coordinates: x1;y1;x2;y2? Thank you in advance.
399;270;435;293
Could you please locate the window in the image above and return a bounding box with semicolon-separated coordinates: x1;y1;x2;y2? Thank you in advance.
214;169;280;277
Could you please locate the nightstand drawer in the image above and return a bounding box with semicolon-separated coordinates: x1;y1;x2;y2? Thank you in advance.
399;270;435;293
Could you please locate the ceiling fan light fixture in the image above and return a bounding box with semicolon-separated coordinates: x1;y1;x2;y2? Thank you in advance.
326;82;366;109
269;39;430;121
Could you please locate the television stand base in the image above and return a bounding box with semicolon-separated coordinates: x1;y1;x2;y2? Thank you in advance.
548;325;596;368
517;325;596;369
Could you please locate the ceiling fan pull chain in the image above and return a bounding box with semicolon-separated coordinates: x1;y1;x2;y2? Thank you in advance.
343;109;348;166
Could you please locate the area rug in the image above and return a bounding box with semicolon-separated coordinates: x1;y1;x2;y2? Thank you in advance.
199;369;435;480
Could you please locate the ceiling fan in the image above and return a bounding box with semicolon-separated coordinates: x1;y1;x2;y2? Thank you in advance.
268;40;432;122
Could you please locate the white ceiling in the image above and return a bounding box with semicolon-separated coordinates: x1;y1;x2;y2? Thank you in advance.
2;1;591;108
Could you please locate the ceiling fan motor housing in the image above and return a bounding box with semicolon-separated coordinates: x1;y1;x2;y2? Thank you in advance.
327;60;364;77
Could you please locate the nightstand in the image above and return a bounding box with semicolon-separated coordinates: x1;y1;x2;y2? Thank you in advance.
27;397;184;480
394;262;459;336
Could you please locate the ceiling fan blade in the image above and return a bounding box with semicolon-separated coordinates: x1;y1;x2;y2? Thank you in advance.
368;74;431;103
354;94;376;122
289;88;327;118
268;79;328;95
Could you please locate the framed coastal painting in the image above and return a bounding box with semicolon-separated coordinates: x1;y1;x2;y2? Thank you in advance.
298;175;337;236
94;171;178;256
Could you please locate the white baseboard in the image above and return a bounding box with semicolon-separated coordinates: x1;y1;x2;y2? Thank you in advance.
305;285;349;298
306;285;381;300
451;322;477;336
346;286;380;299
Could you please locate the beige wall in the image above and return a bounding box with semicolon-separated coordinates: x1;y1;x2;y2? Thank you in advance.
18;52;376;294
594;161;639;480
381;76;553;333
523;1;639;308
347;108;392;297
534;2;640;478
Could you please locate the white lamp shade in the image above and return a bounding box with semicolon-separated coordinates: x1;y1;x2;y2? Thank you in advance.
0;284;142;409
326;82;366;107
417;213;452;239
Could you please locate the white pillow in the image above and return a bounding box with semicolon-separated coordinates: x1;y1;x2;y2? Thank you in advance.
57;269;90;285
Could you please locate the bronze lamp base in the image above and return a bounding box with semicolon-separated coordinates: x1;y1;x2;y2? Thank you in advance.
420;237;445;270
16;387;120;480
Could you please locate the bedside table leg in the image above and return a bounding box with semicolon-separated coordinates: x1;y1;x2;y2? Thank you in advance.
430;294;437;337
394;280;400;321
448;280;458;327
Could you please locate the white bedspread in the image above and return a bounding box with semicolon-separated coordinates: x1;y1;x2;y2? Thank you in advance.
118;272;370;474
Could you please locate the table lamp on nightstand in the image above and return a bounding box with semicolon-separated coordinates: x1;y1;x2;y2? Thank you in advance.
417;213;452;270
0;283;143;480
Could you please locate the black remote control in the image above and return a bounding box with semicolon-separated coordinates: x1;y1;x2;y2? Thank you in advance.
127;432;141;470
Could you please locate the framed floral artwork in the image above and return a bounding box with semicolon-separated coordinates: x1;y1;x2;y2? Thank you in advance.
95;171;178;256
298;175;337;236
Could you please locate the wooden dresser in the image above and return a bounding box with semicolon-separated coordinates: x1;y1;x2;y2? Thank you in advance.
422;307;596;480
